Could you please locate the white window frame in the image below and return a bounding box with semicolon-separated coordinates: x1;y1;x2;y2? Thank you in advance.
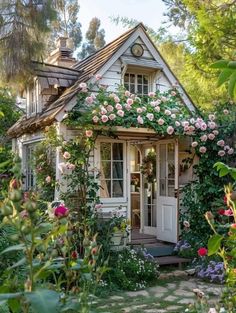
23;143;37;190
96;139;127;203
124;71;150;96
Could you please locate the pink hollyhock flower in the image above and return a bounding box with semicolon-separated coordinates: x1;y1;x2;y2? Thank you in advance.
154;106;160;112
127;98;133;105
100;107;107;115
218;150;225;157
117;110;124;117
208;121;216;129
45;176;51;183
192;141;198;148
146;113;154;121
223;109;229;115
167;126;174;135
125;90;130;97
197;247;208;257
79;82;87;89
200;135;207;142
137;116;144;124
164;109;171;116
95;74;102;80
136;107;143;114
171;91;176;96
208;133;215;140
92;116;99;123
107;105;114;112
109;113;116;120
171;114;176;119
175;121;180;127
114;96;120;103
63;151;71;159
199;146;207;154
224;209;233;216
124;104;132;111
217;140;225;147
115;103;122;110
213;130;219;135
54;205;69;218
208;114;215;121
101;115;108;123
158;118;165;126
85;96;94;105
85;130;93;138
148;91;155;97
228;148;234;155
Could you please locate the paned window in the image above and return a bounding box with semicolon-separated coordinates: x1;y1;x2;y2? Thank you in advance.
100;142;124;198
24;144;36;190
124;73;149;96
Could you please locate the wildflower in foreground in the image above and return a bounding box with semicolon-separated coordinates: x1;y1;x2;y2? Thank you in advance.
54;205;69;218
198;247;208;257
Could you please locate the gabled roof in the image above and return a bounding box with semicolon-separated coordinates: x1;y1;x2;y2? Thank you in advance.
8;23;196;138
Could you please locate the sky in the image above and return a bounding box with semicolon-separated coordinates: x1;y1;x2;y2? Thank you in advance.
79;0;168;44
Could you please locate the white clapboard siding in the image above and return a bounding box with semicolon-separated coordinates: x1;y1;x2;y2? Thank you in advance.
100;59;122;91
156;73;172;92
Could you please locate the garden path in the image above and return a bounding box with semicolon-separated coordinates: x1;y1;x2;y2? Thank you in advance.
93;276;223;313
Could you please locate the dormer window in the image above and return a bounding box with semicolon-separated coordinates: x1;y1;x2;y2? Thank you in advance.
124;73;149;96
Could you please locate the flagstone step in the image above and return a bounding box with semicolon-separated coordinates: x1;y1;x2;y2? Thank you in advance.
155;256;191;269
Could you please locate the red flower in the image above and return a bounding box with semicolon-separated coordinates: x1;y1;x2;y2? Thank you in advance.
54;205;69;218
218;209;225;215
197;247;208;257
71;251;78;259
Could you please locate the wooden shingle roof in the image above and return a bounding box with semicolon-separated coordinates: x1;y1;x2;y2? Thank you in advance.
8;24;142;137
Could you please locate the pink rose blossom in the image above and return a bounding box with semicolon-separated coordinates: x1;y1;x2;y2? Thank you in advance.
115;103;122;110
192;141;198;148
208;114;215;121
107;105;113;112
208;121;216;129
224;145;230;150
79;82;87;89
171;91;176;96
45;176;51;183
228;148;234;155
175;121;180;127
200;123;207;131
85;96;94;105
137;115;144;124
100;107;107;115
158;118;164;126
54;205;69;218
217;140;225;147
218;150;225;157
63;151;71;159
126;98;133;105
161;96;167;102
95;74;102;80
195;122;200;129
92;116;99;123
223;109;229;115
200;135;207;142
67;163;75;170
117;110;124;117
136;107;143;114
199;146;207;154
146;113;154;121
164;109;171;116
154;106;160;112
125;90;130;97
208;133;215;140
124;104;132;111
167;126;174;135
148;91;155;97
109;114;116;120
101;115;108;123
150;101;156;107
213;130;219;135
114;96;120;103
85;130;93;138
171;114;176;119
184;126;189;132
182;121;189;127
95;203;102;209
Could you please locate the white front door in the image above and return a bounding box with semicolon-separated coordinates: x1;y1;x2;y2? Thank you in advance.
156;140;178;243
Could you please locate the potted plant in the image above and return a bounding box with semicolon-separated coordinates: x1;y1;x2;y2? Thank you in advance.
109;209;130;250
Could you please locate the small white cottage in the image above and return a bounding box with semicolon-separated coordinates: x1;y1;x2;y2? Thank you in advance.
8;23;197;244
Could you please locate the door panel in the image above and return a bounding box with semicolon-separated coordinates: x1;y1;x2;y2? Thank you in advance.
157;141;178;243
